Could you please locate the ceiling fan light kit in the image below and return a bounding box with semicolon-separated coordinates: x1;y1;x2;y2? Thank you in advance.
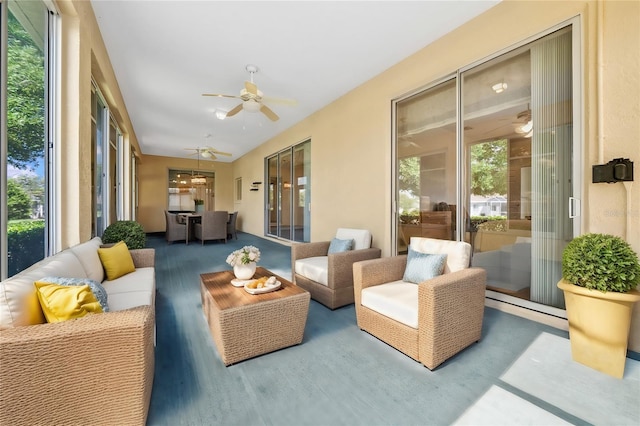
202;64;296;122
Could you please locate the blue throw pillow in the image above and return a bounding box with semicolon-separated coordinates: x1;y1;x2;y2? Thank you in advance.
328;238;354;254
402;247;447;284
39;276;110;312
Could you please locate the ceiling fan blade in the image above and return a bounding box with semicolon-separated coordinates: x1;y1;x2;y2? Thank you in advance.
226;103;243;118
260;104;279;122
202;146;232;157
202;93;242;99
244;81;258;96
262;96;297;106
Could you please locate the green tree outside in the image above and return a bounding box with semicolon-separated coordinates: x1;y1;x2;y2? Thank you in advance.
470;139;507;196
7;179;32;220
398;156;420;196
7;12;45;169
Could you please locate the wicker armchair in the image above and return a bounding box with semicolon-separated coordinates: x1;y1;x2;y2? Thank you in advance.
353;237;486;370
292;228;381;309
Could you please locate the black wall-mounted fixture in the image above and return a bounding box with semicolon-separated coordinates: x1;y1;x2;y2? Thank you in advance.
250;182;262;191
592;158;634;183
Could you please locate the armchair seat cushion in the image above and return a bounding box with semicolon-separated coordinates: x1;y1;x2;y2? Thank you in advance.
294;256;328;286
361;281;418;328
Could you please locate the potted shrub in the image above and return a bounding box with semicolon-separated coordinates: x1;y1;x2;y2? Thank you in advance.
558;233;640;378
102;220;146;249
194;199;205;213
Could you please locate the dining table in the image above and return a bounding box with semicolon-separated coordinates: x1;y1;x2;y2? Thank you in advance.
178;213;202;245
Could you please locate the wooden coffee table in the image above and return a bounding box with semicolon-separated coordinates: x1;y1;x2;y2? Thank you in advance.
200;267;310;366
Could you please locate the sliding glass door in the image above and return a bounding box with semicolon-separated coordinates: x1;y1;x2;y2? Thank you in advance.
396;79;457;253
266;139;310;242
394;24;580;313
2;0;54;278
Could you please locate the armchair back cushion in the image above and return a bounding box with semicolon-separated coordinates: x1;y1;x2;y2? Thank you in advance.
409;237;471;273
336;228;371;250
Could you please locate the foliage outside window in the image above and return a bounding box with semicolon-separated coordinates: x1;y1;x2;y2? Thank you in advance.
5;7;48;277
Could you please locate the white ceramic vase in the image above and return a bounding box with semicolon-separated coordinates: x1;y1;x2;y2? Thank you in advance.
233;262;256;280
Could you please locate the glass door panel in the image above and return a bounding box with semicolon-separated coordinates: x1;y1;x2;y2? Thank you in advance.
278;150;292;240
292;141;310;242
465;27;574;308
5;2;48;276
396;79;457;253
267;156;278;235
265;140;311;242
109;119;118;224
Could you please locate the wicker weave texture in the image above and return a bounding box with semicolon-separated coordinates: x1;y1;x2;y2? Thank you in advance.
359;306;420;360
130;248;155;268
418;267;486;369
0;305;155;426
201;272;310;366
354;255;486;370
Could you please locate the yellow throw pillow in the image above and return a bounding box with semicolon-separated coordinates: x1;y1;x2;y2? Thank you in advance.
34;282;103;323
97;241;136;281
23;290;47;325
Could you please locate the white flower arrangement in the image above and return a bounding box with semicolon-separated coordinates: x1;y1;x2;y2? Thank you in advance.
226;245;261;267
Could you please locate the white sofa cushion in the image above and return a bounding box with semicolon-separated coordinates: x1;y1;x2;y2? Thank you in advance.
336;228;372;250
69;237;105;282
361;281;418;328
0;250;88;328
295;256;328;286
102;267;155;311
410;237;471;273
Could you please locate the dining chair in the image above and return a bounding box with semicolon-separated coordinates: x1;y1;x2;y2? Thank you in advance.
164;210;187;244
194;211;228;245
227;211;238;240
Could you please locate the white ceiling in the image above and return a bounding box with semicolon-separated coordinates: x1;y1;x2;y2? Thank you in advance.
91;0;500;163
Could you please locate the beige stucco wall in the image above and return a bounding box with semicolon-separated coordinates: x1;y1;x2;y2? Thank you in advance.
55;0;142;247
136;155;233;233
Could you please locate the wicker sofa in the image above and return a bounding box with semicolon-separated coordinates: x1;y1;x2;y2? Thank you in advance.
0;237;156;426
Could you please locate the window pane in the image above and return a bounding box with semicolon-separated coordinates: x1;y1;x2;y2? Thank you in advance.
396;79;457;253
265;140;311;242
6;3;47;276
466;27;573;308
292;140;310;242
278;150;292;240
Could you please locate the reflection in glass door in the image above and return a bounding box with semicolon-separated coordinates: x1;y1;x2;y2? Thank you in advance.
396;79;457;253
465;27;575;309
394;24;578;313
266;140;310;242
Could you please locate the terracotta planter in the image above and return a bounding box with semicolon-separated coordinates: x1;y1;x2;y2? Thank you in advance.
557;278;640;378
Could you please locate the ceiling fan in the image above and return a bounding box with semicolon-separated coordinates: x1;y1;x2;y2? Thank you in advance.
184;146;232;160
202;64;296;122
